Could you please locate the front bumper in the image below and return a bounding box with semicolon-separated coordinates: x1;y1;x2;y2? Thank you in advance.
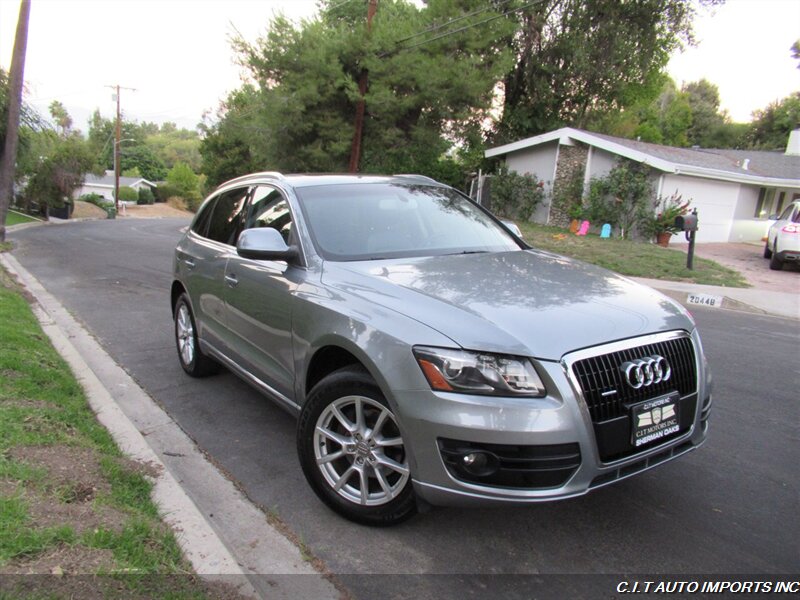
392;332;710;507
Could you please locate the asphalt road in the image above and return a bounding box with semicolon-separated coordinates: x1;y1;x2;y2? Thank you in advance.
9;219;800;596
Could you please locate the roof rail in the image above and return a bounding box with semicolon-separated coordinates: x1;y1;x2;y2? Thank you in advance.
221;171;286;187
393;174;440;185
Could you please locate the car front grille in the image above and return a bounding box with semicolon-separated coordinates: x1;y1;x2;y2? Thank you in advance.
566;332;699;463
571;335;697;422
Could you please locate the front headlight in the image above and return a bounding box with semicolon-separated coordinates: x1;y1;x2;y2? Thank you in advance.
413;346;546;397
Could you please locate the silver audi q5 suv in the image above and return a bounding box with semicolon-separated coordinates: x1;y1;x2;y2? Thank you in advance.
171;172;712;525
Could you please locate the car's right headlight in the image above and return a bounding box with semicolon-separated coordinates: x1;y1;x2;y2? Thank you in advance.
413;346;546;397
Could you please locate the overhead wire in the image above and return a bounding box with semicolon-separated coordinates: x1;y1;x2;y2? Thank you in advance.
389;0;545;55
393;0;514;44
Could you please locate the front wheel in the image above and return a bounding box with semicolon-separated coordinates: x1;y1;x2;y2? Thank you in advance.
297;366;416;526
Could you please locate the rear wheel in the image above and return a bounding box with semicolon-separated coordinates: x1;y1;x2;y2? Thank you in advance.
174;294;219;376
763;241;772;259
297;366;416;526
769;242;784;271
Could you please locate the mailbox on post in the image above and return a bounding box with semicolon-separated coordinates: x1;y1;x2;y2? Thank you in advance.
675;208;699;270
674;213;698;232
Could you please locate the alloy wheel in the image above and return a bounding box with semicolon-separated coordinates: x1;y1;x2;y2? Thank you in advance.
313;395;409;506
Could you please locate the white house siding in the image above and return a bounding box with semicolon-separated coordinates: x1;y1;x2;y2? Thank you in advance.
661;174;739;243
729;185;767;242
504;141;558;223
586;147;617;181
74;184;114;201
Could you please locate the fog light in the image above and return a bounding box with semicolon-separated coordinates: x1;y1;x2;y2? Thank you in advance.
460;451;498;477
463;453;484;467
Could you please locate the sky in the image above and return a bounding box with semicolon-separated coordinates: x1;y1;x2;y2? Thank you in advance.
1;0;798;133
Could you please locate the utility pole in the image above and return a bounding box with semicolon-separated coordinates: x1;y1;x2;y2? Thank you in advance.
105;84;136;212
0;0;31;243
348;0;378;173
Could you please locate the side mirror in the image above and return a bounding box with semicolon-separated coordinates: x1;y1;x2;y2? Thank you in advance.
237;228;299;262
500;219;522;237
768;214;779;220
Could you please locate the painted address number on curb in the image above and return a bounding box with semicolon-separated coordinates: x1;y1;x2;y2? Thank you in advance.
687;293;723;308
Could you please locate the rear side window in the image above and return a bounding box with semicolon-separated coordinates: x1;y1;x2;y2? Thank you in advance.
206;187;250;246
191;197;217;237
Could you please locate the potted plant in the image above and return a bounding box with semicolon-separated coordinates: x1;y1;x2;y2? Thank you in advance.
642;194;691;247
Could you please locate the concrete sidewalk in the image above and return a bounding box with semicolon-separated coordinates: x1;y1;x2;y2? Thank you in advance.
632;276;800;321
640;240;800;321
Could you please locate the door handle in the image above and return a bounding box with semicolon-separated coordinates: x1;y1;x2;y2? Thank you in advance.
225;274;239;288
183;258;196;269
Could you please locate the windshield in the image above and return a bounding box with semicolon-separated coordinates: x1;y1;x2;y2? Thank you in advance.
296;183;522;261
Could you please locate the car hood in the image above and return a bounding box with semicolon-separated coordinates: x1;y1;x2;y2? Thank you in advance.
321;250;693;361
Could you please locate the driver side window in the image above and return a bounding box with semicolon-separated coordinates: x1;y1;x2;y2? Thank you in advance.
246;186;293;244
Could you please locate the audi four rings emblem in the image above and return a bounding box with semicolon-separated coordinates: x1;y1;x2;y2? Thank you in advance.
620;356;672;389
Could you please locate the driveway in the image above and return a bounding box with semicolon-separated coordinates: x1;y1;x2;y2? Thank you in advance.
670;241;799;293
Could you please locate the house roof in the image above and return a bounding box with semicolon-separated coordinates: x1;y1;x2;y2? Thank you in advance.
83;171;158;189
485;127;800;189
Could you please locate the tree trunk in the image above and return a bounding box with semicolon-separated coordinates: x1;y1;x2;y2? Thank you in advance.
0;0;32;243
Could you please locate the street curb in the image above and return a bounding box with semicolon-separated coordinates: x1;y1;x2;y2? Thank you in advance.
631;277;800;321
650;287;769;316
0;252;256;596
0;252;340;600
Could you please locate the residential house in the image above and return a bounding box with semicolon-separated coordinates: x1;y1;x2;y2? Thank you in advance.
74;170;158;202
485;128;800;243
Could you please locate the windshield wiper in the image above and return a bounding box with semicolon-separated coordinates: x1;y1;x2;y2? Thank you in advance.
443;250;489;256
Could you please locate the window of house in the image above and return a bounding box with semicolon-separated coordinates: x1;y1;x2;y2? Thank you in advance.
775;191;786;215
754;188;767;218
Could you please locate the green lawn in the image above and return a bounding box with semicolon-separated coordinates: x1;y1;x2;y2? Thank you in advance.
0;268;232;596
516;222;749;288
5;210;41;227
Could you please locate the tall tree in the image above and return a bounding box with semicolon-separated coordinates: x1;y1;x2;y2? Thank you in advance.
48;100;73;137
23;131;96;216
203;0;513;186
0;0;31;243
747;92;800;150
495;0;721;143
683;79;732;147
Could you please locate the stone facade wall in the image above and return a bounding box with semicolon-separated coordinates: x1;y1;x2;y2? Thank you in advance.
549;143;588;227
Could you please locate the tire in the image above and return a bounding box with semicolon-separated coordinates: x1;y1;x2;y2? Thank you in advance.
763;241;772;259
174;293;219;377
769;242;784;271
297;366;416;526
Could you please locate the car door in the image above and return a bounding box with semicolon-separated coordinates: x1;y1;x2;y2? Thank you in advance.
179;186;250;353
223;185;299;403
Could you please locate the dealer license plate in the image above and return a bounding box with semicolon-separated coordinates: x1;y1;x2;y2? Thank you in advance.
631;392;680;447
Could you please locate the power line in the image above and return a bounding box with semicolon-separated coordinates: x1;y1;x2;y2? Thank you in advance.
326;0;359;13
389;0;544;55
393;0;513;44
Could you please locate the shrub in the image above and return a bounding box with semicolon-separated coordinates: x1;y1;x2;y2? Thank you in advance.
585;161;655;239
490;169;546;221
137;187;155;205
79;193;113;208
155;183;180;203
117;186;138;202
